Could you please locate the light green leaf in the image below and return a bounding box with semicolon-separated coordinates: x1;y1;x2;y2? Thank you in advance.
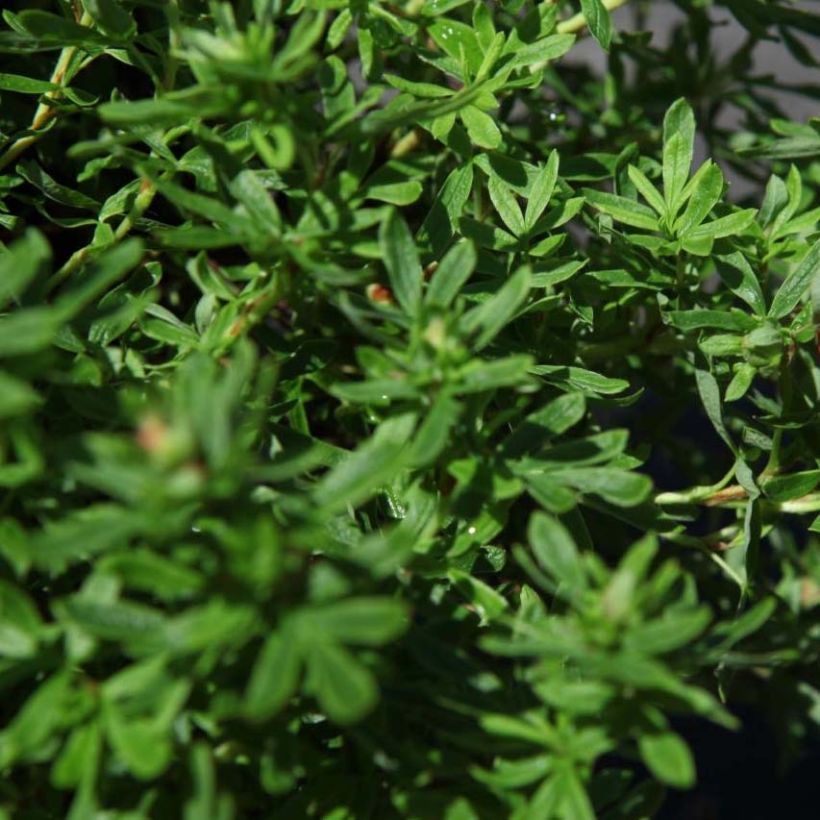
581;0;613;50
662;98;695;215
768;239;820;319
627;165;666;217
725;363;756;402
488;175;526;236
460;105;502;150
583;189;660;231
715;253;766;316
675;161;724;234
528;512;587;594
685;208;756;241
525;151;559;231
638;731;696;789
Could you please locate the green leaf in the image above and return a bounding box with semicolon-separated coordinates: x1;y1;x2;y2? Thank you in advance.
525;151;559;231
103;705;171;780
448;569;508;621
725;363;756;402
313;413;416;514
307;642;378;724
624;607;711;654
638;731;696;789
0;229;51;308
583;189;660;231
675;161;724;234
428;19;483;75
411;392;461;467
0;372;40;419
715;253;767;316
245;630;302;719
462;267;531;349
580;0;613;50
556;468;652;507
379;209;422;318
426;240;477;307
460;105;502;150
310;598;408;646
59;597;166;643
627;165;666;217
768;239;820;319
763;470;820;502
685;208;756;241
420;163;474;252
54;238;144;319
695;368;735;453
662;98;696;215
528;512;587;594
488;174;525;236
524;393;587;436
506;34;576;71
82;0;136;39
457;354;534;393
51;722;101;789
666;309;758;332
0;72;59;94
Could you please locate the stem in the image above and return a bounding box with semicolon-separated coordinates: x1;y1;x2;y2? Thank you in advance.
762;364;792;477
557;0;632;35
0;13;92;172
45;177;158;296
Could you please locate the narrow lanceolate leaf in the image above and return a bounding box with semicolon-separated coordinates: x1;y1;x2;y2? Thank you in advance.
462;267;531;350
666;310;758;332
379;209;422;317
425;240;477;308
0;229;51;308
662;98;695;215
627;165;666;217
313;413;416;514
685;208;756;241
528;512;587;594
488;175;526;236
580;0;613;50
584;189;660;231
0;72;59;94
525;151;559;231
695;368;735;453
768;239;820;319
715;253;767;316
675;161;724;234
506;34;576;71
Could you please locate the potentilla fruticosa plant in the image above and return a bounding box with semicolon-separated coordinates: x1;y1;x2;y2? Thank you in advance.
0;0;818;818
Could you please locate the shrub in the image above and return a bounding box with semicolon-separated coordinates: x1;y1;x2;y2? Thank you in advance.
0;1;818;817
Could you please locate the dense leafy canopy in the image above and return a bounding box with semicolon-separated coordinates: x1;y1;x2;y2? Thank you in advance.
0;0;818;817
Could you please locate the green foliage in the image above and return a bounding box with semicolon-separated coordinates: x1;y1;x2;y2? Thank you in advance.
0;0;818;817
